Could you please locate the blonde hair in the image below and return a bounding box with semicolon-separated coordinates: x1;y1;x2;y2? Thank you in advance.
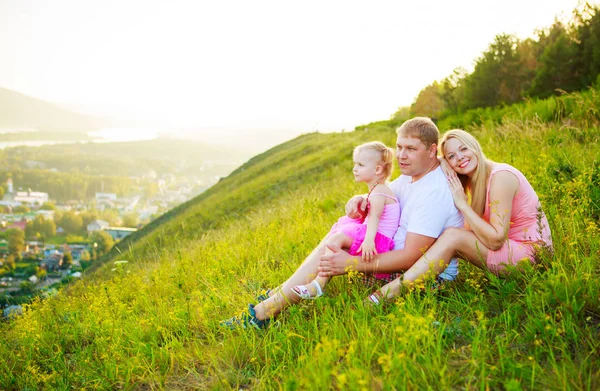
396;117;439;148
440;129;493;217
354;141;395;181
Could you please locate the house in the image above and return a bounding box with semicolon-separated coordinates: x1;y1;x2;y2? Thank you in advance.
104;227;137;240
14;190;49;207
87;219;109;234
0;220;27;232
41;252;63;271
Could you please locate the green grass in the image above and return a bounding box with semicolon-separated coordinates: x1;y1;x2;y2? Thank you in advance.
0;92;599;389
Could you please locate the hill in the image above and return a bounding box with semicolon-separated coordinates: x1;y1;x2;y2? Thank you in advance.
0;90;599;389
0;87;107;131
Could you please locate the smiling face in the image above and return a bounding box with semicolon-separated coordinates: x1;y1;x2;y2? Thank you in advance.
353;148;381;183
443;137;479;177
395;135;437;181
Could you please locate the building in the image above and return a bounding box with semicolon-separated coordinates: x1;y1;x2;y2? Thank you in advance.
104;227;137;240
87;219;109;234
1;179;49;208
14;190;49;207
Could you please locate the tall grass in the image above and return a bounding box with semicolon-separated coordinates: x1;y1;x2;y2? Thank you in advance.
0;92;599;389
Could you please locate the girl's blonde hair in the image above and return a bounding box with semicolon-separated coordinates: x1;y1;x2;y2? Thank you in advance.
353;141;395;181
440;129;493;217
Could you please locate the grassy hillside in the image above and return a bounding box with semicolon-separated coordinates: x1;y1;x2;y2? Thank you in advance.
1;92;599;389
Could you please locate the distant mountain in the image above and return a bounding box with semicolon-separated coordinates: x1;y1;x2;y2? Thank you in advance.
0;87;109;132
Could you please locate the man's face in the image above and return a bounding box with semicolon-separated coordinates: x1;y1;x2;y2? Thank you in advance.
395;134;436;181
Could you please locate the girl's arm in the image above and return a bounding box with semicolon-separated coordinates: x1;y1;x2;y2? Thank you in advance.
359;193;386;262
448;170;518;250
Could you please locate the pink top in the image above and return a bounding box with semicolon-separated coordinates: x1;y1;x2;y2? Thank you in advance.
483;164;552;246
366;193;400;238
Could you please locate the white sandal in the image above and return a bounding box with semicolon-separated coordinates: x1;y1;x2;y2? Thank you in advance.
291;280;324;299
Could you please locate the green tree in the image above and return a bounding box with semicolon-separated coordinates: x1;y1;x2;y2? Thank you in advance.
59;211;83;235
462;34;529;109
6;228;24;256
410;81;446;119
90;230;115;256
573;4;600;88
14;205;30;213
121;212;138;228
528;22;579;97
4;254;16;271
441;67;468;113
39;202;56;211
62;252;73;268
80;211;99;229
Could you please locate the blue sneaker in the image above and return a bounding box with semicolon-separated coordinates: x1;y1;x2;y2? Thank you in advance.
220;304;270;330
256;289;272;303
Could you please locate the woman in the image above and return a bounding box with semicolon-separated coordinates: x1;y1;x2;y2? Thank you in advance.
366;129;553;303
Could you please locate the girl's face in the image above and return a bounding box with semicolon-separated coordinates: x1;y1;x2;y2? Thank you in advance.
443;137;478;177
353;149;381;183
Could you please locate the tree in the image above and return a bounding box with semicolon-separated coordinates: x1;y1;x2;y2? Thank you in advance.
528;22;579;97
59;211;83;235
441;67;468;113
39;202;56;211
410;82;446;119
573;4;600;88
62;252;73;268
6;228;24;257
121;212;138;228
90;230;115;256
26;215;56;239
4;254;16;271
462;34;529;110
14;205;30;213
80;210;99;229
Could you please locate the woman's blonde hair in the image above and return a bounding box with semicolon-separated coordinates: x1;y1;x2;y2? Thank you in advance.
354;141;395;181
440;129;493;217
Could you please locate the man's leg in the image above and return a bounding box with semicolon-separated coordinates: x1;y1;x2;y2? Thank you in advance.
376;228;489;300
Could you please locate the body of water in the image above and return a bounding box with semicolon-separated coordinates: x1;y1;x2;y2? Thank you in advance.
0;128;160;149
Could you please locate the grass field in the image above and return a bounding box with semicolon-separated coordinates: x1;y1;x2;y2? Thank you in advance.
0;90;599;390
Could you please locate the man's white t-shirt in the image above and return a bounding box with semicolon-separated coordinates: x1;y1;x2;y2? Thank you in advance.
388;166;464;280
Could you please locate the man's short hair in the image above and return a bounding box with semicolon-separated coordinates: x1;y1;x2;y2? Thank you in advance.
396;117;439;148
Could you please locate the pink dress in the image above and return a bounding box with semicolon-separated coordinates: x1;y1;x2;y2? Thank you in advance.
328;193;400;278
483;164;553;274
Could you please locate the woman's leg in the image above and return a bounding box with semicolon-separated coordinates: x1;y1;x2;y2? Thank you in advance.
377;228;490;300
253;232;354;320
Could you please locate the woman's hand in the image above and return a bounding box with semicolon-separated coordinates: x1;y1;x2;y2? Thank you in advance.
438;156;454;177
447;173;469;210
358;240;377;263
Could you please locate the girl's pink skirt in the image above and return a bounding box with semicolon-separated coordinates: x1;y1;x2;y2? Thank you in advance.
329;216;395;279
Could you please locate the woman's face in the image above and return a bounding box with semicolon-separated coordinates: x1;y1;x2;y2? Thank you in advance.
443;137;478;177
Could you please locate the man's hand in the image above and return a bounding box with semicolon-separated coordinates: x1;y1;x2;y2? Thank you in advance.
319;244;358;277
345;196;367;219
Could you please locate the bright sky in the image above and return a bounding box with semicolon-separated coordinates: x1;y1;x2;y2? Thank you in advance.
0;0;584;148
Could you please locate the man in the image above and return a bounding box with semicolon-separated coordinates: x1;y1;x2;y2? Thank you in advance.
222;117;462;329
318;117;463;301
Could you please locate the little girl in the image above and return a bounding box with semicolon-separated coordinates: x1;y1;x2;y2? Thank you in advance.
292;141;400;299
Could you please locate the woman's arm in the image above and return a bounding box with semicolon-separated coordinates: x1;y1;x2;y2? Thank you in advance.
448;170;518;250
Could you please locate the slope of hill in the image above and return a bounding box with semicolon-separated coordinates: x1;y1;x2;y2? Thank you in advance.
0;87;107;131
0;91;599;389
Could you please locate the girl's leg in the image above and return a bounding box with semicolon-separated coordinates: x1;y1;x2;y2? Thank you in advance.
253;232;353;320
376;228;489;301
292;232;354;298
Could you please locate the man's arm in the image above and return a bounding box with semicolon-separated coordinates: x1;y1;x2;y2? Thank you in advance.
319;232;436;276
